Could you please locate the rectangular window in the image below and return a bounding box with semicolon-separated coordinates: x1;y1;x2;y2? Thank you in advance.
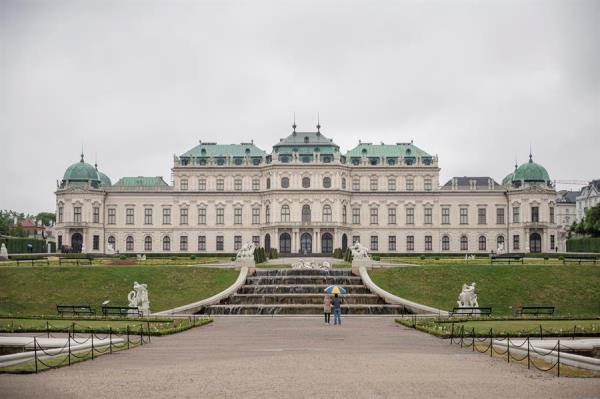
74;207;82;223
531;206;539;223
93;235;99;251
252;208;260;224
478;208;486;225
513;207;520;223
216;236;224;251
198;208;206;225
370;208;378;225
234;208;242;225
388;178;396;191
352;208;360;224
180;179;188;191
58;206;64;223
370;236;378;251
388;236;396;251
425;235;432;251
252;179;260;191
234;235;242;250
342;206;347;224
93;207;100;223
252;236;260;247
162;208;171;225
388;208;396;225
234;179;242;191
442;236;450;251
424;178;432;191
352;179;360;191
216;208;225;225
266;206;270;223
180;208;188;225
460;208;468;225
496;208;505;225
424;208;432;225
198;178;206;191
513;235;520;250
406;208;414;225
198;236;206;251
107;208;116;224
216;178;224;191
126;208;134;225
406;178;414;191
180;236;188;251
550;207;555;224
550;235;555;250
370;178;378;191
406;235;414;251
144;208;152;225
352;235;360;245
58;235;63;248
442;208;450;225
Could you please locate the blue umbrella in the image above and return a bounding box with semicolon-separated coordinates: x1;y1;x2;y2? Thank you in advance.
324;285;346;295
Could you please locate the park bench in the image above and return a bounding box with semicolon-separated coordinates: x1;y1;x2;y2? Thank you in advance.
563;256;597;265
490;254;524;264
57;304;96;316
15;258;50;266
58;257;92;266
101;306;142;317
449;307;492;317
516;306;555;316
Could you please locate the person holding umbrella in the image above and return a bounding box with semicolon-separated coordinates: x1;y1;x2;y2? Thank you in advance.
324;285;346;326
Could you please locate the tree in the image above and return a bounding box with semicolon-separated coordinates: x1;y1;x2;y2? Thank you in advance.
583;203;600;237
36;212;56;226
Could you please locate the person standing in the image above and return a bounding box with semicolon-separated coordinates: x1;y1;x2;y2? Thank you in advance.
323;295;332;324
332;293;342;325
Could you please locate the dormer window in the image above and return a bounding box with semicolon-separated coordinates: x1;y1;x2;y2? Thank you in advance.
234;158;243;165
201;148;206;155
304;136;309;143
361;148;368;155
245;148;251;155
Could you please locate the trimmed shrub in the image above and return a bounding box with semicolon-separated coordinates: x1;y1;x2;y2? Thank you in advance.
372;255;380;261
0;236;47;254
119;255;127;260
333;248;343;259
420;255;426;260
268;248;279;259
567;237;600;253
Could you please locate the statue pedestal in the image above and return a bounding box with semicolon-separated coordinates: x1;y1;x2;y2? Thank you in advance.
0;243;9;261
235;258;256;274
352;258;372;276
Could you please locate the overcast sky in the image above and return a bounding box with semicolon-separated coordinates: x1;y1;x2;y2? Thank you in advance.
1;0;598;214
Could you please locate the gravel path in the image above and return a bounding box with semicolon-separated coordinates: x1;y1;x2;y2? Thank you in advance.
1;317;599;398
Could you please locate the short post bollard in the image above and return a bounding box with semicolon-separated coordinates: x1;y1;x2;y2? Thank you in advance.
109;327;113;354
527;335;530;369
490;328;493;358
557;339;561;377
127;325;130;350
472;327;475;351
91;332;94;360
34;337;38;374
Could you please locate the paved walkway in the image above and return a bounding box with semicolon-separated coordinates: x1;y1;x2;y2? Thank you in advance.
1;317;598;398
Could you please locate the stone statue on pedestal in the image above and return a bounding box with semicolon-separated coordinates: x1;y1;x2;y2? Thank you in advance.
127;281;150;316
0;243;8;261
351;241;373;275
235;241;256;272
457;282;479;308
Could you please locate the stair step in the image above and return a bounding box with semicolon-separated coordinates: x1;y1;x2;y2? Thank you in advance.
200;304;409;315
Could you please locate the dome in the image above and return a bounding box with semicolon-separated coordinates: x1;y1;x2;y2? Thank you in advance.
512;155;550;183
62;154;100;183
98;171;112;186
501;172;514;186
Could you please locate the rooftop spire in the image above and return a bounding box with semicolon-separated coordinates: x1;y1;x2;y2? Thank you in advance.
316;113;321;132
292;112;296;132
529;144;533;163
80;145;84;163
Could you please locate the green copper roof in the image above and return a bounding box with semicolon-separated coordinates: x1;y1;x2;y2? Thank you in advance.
345;142;431;158
63;155;100;182
181;142;266;158
97;170;112;186
512;156;550;182
501;172;514;186
113;176;169;187
273;131;339;153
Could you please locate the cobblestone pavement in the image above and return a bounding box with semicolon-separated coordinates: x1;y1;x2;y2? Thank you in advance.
1;317;599;398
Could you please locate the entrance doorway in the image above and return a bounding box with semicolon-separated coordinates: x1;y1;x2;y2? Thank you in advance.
342;234;348;252
321;233;333;254
300;232;312;254
265;234;271;253
279;233;291;254
529;233;541;253
71;233;83;253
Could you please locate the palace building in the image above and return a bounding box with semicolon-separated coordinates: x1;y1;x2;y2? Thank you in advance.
54;126;558;255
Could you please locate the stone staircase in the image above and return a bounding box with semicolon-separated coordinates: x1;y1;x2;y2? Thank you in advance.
197;269;410;315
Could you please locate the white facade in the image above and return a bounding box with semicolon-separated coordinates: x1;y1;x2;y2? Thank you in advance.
55;130;559;255
576;180;600;222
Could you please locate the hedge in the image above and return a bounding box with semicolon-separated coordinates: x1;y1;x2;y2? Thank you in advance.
567;237;600;253
0;237;48;254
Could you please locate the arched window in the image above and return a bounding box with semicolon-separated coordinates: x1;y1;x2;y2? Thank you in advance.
107;236;116;251
323;205;332;222
442;235;450;251
302;177;311;188
460;235;469;251
302;204;311;223
281;205;290;222
144;236;152;251
321;233;333;254
163;236;171;251
323;177;331;188
497;235;505;250
279;233;291;253
266;178;271;189
479;235;487;251
281;177;289;188
126;236;134;251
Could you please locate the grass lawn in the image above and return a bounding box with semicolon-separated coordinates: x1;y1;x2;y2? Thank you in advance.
0;266;238;316
370;264;600;317
0;256;230;267
380;256;565;266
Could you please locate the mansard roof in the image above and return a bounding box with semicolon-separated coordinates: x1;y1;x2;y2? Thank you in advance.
441;176;502;191
113;176;169;188
181;142;267;158
273;131;338;148
556;190;579;204
345;142;431;158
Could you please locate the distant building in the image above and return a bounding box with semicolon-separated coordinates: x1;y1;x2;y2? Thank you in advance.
555;190;579;251
18;218;45;239
54;126;559;254
576;180;600;221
